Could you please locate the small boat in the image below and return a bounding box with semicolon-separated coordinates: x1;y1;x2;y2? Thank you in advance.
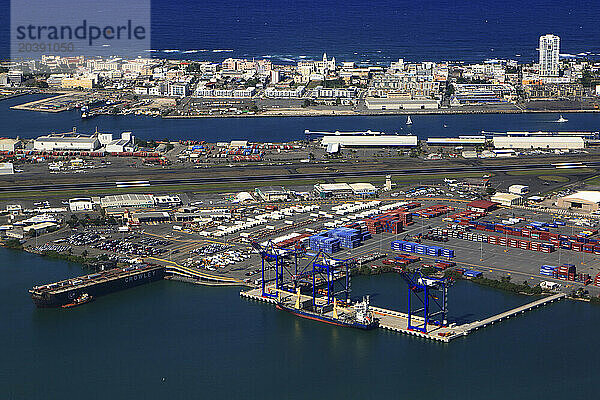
556;115;568;123
406;116;413;125
61;293;93;308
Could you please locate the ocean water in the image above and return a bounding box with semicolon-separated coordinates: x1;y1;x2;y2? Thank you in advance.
2;94;600;142
2;0;600;63
1;247;599;399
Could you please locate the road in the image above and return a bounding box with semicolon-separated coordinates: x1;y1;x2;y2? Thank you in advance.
0;160;595;193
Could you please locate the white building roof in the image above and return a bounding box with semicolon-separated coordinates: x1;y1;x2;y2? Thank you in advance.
562;191;600;204
349;183;377;193
321;135;417;147
316;183;352;192
491;193;522;202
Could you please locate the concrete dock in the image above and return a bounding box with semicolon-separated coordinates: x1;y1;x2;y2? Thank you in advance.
240;287;567;343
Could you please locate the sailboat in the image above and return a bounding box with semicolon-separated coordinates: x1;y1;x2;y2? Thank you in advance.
556;115;568;123
406;116;413;125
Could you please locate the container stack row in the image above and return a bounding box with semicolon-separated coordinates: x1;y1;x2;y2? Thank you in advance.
391;240;455;258
309;234;341;254
434;227;555;253
414;204;455;219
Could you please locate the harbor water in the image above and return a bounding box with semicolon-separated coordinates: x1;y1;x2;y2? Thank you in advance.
2;247;599;399
2;95;600;143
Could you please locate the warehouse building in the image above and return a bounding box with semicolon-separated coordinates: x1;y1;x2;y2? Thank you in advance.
467;199;498;213
320;135;417;148
365;97;439;110
255;186;291;202
314;183;353;198
129;211;171;223
427;136;487;146
556;191;600;212
34;129;100;152
508;185;529;195
68;198;94;212
0;138;22;152
349;183;378;197
153;195;182;207
491;192;523;206
493;136;584;149
100;194;154;209
0;162;14;175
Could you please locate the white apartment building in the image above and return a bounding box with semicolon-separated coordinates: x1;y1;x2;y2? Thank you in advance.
539;34;560;77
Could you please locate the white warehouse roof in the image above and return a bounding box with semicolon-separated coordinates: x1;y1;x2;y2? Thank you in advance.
561;191;600;204
493;136;584;149
321;135;417;147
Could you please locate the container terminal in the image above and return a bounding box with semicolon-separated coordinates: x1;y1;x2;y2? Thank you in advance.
11;140;600;341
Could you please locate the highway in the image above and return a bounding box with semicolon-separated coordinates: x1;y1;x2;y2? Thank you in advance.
0;160;594;193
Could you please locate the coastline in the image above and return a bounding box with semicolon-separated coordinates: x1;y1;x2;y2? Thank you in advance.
160;107;600;119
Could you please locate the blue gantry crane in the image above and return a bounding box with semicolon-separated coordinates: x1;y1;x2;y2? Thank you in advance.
252;241;353;307
399;269;452;333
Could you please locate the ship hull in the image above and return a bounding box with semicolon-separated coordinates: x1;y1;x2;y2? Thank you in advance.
276;303;378;330
31;267;165;308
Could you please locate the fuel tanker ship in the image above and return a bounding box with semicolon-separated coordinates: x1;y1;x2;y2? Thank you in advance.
29;264;165;308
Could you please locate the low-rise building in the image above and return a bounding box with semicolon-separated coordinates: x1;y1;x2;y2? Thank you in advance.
255;186;291;202
153;195;182;207
265;86;305;98
314;183;353;198
365;97;439;110
493;136;584;149
34;130;100;152
490;192;523;206
0;162;14;175
508;185;530;195
23;221;59;235
556;191;600;212
0;138;22;152
100;194;154;209
467;199;498;213
68;198;94;212
349;183;378;197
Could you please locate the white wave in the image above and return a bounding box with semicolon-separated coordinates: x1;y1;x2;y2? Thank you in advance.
213;49;234;52
144;49;158;52
299;55;307;58
162;49;180;53
182;50;201;54
102;44;110;47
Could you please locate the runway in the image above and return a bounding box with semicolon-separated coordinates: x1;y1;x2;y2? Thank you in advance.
0;160;595;193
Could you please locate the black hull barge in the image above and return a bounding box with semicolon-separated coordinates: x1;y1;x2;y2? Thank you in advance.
29;265;165;308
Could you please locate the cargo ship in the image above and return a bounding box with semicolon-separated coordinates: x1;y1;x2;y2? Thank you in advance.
29;264;165;308
276;292;378;330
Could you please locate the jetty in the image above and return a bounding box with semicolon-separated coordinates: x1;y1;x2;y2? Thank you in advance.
241;288;567;343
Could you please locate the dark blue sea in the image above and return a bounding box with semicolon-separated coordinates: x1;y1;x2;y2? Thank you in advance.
2;0;600;63
1;247;599;399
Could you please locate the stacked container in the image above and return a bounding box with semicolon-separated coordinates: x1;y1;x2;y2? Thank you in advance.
391;240;455;258
539;265;557;276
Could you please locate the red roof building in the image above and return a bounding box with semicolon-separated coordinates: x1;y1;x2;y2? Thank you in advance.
467;199;499;213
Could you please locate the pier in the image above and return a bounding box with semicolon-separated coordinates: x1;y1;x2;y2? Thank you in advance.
240;288;567;343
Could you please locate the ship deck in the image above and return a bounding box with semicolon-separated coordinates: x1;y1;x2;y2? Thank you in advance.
29;265;164;295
